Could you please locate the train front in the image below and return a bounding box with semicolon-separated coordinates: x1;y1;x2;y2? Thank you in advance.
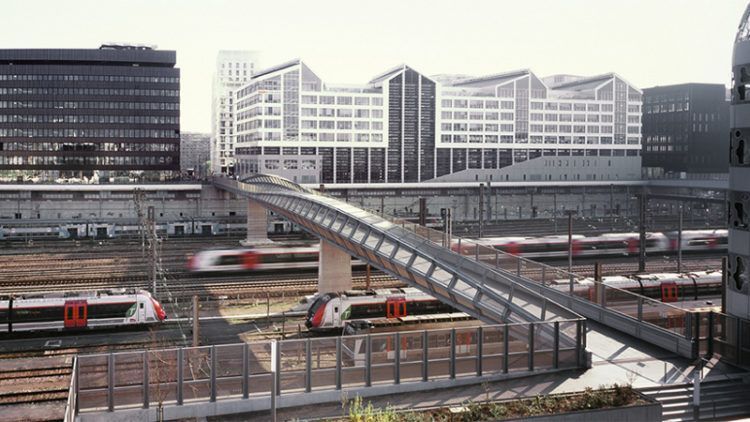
144;290;167;321
304;293;338;330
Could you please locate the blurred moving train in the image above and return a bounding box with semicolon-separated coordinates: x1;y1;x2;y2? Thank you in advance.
0;289;166;333
189;246;322;273
455;229;727;258
305;270;723;330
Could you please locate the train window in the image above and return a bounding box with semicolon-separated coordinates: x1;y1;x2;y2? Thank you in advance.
140;303;144;309
217;255;241;266
67;307;73;320
125;304;137;318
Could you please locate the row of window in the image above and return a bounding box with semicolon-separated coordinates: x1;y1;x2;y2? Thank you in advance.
440;123;629;134
0;74;179;83
440;99;639;113
439;134;640;145
299;120;384;130
0;128;178;138
236;132;385;143
238;146;640;158
0;114;179;124
0;87;178;97
300;95;384;106
0;155;176;166
0;141;178;152
0;101;179;110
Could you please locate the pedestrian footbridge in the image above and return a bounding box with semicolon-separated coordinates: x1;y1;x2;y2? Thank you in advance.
214;174;580;327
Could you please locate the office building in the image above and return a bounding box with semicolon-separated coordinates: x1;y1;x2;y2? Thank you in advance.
0;45;180;182
180;132;210;178
641;83;729;176
729;9;750;320
234;60;642;184
211;50;260;175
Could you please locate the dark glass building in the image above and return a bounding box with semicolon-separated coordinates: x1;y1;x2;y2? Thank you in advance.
641;83;729;176
0;45;180;182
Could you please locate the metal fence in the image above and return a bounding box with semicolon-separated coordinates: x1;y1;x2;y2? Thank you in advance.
322;202;748;367
71;319;586;416
393;222;701;358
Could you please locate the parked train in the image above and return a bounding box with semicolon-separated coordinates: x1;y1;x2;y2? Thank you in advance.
0;289;166;333
0;219;298;241
305;288;456;331
550;270;723;303
306;270;722;331
455;229;728;259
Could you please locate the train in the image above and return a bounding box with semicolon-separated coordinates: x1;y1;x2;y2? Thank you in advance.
305;288;456;331
0;219;299;241
188;246;321;273
550;270;723;303
0;289;166;333
305;270;723;331
455;229;728;259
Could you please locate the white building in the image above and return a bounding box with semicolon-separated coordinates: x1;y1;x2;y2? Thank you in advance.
211;50;260;175
234;60;642;184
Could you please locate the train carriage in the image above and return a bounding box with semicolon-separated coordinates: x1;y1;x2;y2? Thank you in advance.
0;289;166;333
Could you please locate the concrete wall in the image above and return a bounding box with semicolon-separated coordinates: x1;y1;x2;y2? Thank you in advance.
431;156;641;184
0;184;245;222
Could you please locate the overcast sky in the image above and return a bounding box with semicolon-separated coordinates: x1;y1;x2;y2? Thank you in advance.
2;0;747;132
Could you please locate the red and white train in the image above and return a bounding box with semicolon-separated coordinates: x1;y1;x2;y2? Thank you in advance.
306;270;723;330
187;245;366;273
551;270;723;303
456;229;727;259
305;288;455;331
188;246;321;273
0;289;166;333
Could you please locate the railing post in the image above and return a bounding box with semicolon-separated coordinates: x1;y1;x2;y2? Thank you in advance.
305;339;312;393
394;333;401;385
475;246;479;262
450;329;456;379
458;238;462;254
176;348;183;405
575;320;582;368
74;357;80;414
335;337;342;390
495;250;499;268
365;335;372;387
422;330;429;382
242;343;249;399
393;333;401;384
142;352;150;409
274;340;281;396
503;324;509;374
107;353;114;412
476;326;483;377
735;315;742;365
210;345;217;402
528;323;535;371
637;297;643;321
516;259;522;276
270;341;278;422
553;321;560;369
541;266;546;286
707;312;714;357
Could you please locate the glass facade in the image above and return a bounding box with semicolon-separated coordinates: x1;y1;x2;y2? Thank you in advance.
0;47;180;181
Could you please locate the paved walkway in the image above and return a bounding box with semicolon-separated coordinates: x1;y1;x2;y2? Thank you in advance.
210;320;747;421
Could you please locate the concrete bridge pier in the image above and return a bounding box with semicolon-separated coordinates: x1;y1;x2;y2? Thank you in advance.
240;199;272;246
318;239;352;293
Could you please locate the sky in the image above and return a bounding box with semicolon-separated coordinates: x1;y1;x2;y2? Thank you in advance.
1;0;747;132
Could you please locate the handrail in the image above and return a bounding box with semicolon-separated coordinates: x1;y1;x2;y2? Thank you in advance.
63;356;78;422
